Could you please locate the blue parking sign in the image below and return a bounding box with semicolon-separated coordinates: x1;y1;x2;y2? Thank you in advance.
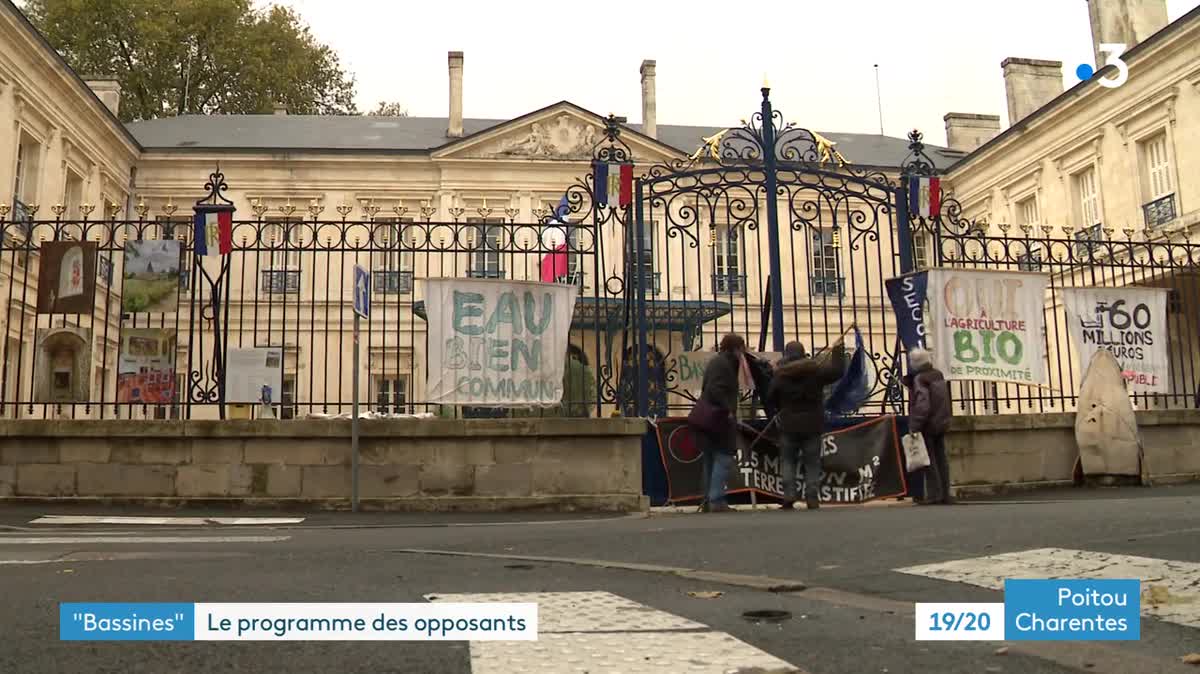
353;265;370;319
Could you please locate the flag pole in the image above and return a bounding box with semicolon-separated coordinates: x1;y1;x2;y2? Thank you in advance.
874;65;884;135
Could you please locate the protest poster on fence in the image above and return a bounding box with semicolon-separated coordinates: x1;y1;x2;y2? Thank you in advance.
885;272;929;351
925;268;1049;386
1062;287;1169;393
655;416;906;504
426;279;578;406
666;351;782;394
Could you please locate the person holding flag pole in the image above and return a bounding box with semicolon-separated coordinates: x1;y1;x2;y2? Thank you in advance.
765;325;855;510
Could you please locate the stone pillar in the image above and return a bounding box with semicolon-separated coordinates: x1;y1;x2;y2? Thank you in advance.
447;52;464;138
1002;58;1064;125
640;60;657;139
943;113;1002;152
84;79;121;117
0;80;15;205
1087;0;1168;68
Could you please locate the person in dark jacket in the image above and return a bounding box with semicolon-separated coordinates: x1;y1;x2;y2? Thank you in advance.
766;334;848;510
694;333;747;513
903;348;954;504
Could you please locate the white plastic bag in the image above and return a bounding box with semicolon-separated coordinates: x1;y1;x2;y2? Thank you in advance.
902;432;931;470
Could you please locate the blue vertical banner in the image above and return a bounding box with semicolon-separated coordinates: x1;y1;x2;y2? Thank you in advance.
885;272;928;351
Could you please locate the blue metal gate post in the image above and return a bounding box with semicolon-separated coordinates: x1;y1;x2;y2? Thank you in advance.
633;180;650;417
761;88;786;353
895;182;914;274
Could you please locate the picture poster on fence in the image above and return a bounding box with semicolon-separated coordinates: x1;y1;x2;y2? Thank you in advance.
924;268;1049;386
226;348;284;404
667;351;783;393
425;278;578;407
122;240;182;314
34;326;92;403
655;416;906;504
117;329;178;404
1062;287;1170;393
36;241;98;314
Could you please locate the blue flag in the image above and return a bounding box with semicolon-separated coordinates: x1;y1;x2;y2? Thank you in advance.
825;328;873;417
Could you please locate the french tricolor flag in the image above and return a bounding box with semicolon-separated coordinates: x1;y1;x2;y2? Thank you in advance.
909;176;941;218
594;162;633;208
193;209;233;256
540;195;570;283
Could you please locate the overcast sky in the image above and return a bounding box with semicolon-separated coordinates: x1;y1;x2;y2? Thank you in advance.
274;0;1197;147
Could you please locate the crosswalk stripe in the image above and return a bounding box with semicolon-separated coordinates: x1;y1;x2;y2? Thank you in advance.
0;535;290;545
897;547;1200;629
29;515;305;526
427;591;802;673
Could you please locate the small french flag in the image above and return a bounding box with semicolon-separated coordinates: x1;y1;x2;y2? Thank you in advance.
193;209;233;256
594;162;633;208
909;176;941;219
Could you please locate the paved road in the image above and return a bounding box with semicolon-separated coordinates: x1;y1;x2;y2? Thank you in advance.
1;485;1198;673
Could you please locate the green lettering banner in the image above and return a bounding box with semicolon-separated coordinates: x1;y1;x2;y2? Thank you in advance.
925;268;1050;386
426;279;578;406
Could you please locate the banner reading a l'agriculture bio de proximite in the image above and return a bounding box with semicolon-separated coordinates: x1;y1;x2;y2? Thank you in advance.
925;268;1049;386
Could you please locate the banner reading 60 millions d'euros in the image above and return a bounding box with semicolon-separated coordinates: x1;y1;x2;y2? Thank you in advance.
925;269;1050;386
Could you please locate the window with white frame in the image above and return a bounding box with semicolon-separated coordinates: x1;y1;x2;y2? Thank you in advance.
261;217;301;294
810;228;842;297
1141;133;1172;200
1018;195;1040;227
912;232;930;271
63;169;84;220
467;217;504;278
375;376;408;414
371;217;414;294
1074;166;1101;229
1139;132;1176;228
713;225;744;293
13;131;41;205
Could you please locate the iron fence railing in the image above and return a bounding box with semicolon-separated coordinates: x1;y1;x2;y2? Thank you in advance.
1144;193;1177;229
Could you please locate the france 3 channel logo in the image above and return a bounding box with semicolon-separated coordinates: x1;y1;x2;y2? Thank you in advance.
915;579;1140;642
1077;43;1130;89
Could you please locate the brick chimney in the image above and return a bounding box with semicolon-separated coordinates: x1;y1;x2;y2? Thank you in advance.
1001;58;1063;125
640;60;657;139
448;51;464;138
84;79;121;117
1087;0;1168;68
943;113;1001;152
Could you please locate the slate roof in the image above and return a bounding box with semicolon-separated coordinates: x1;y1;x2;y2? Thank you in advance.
126;111;962;169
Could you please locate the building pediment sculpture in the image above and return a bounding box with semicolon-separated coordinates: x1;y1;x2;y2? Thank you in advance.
486;114;601;160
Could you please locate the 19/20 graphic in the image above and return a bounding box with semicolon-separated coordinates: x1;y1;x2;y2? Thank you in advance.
1077;43;1129;88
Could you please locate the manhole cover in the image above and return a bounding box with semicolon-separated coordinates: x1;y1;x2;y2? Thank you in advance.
504;564;536;570
741;610;792;623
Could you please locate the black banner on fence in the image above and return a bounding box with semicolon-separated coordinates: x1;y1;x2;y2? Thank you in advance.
655;416;908;504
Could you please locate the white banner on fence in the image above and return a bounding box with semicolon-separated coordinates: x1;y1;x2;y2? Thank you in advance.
226;348;283;403
1062;287;1170;393
925;268;1050;386
425;279;578;406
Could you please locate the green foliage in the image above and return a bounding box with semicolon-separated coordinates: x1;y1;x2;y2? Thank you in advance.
369;101;408;117
24;0;358;121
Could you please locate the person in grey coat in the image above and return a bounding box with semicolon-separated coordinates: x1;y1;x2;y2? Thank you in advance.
903;348;954;504
694;334;746;513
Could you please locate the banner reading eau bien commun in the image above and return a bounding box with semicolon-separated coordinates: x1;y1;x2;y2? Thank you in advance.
925;268;1049;386
425;279;577;407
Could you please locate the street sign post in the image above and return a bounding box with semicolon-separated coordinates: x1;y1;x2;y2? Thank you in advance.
351;265;369;512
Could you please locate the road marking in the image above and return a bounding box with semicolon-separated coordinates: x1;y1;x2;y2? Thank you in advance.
897;547;1200;629
428;591;802;673
29;515;306;526
0;535;290;545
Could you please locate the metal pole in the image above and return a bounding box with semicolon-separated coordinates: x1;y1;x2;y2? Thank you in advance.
633;182;649;417
351;313;360;512
761;88;786;353
874;65;884;135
